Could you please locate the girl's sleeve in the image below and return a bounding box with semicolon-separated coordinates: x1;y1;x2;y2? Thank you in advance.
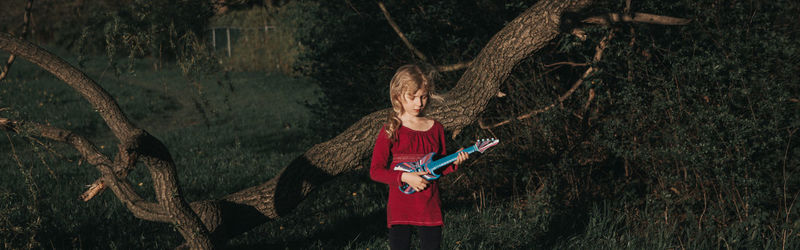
438;122;458;176
370;128;403;186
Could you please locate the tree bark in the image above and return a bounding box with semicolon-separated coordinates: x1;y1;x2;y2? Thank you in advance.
0;0;593;247
0;33;214;249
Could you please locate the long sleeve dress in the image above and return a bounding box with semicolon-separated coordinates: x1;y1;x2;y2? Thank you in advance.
370;121;457;228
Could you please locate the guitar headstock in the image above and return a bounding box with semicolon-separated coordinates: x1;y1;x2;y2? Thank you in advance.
474;138;500;153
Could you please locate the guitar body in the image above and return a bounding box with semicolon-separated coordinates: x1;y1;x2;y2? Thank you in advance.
393;152;441;194
392;138;500;195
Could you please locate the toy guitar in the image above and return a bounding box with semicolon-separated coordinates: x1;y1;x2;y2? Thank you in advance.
393;138;500;194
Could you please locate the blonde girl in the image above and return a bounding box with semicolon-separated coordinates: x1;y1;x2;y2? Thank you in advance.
370;64;469;250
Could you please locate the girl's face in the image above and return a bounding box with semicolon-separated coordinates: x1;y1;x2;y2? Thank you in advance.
399;88;429;117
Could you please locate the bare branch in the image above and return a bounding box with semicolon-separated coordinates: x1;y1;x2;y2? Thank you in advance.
481;31;614;129
624;0;632;14
0;117;186;226
0;33;139;141
0;0;33;81
582;88;596;112
435;61;473;72
0;33;214;248
0;55;17;81
583;12;691;26
0;119;112;167
544;61;589;68
377;2;473;72
571;28;587;41
378;1;427;61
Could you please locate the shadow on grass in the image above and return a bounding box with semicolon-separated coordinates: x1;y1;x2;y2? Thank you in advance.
226;171;389;249
228;209;387;249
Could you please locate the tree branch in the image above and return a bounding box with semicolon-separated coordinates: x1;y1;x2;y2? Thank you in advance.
0;117;171;220
0;33;214;249
377;2;473;73
377;1;427;61
0;0;33;81
0;33;138;141
435;61;473;72
480;30;614;129
544;61;589;68
583;12;691;26
0;118;112;167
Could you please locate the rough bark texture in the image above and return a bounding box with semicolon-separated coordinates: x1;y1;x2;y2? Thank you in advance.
0;33;214;249
0;0;593;248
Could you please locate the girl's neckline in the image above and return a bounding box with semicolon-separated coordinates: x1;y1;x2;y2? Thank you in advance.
400;120;436;132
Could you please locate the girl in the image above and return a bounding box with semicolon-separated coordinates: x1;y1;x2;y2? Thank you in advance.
370;64;469;250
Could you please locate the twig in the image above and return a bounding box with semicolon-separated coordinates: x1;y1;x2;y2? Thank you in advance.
0;0;33;81
582;88;596;112
783;128;798;227
0;117;116;200
377;2;472;72
543;62;588;68
583;12;691;26
435;61;473;72
5;129;42;248
378;1;427;61
624;0;632;14
571;28;587;41
480;31;615;129
345;0;362;16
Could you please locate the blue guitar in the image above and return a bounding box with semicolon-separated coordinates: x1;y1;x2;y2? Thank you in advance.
393;138;500;194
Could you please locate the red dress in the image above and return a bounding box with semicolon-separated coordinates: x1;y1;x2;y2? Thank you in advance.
370;121;457;228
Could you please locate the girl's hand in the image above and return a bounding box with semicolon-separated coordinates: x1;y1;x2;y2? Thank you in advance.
453;148;470;166
401;172;430;192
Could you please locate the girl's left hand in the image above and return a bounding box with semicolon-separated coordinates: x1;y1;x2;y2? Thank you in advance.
453;148;469;165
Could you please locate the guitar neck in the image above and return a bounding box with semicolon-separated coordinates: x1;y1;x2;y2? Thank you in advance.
428;145;478;172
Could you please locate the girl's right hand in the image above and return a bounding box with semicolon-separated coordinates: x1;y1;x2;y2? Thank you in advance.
401;172;430;192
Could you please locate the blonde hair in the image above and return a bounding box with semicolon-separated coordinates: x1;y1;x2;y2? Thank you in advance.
385;64;441;141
